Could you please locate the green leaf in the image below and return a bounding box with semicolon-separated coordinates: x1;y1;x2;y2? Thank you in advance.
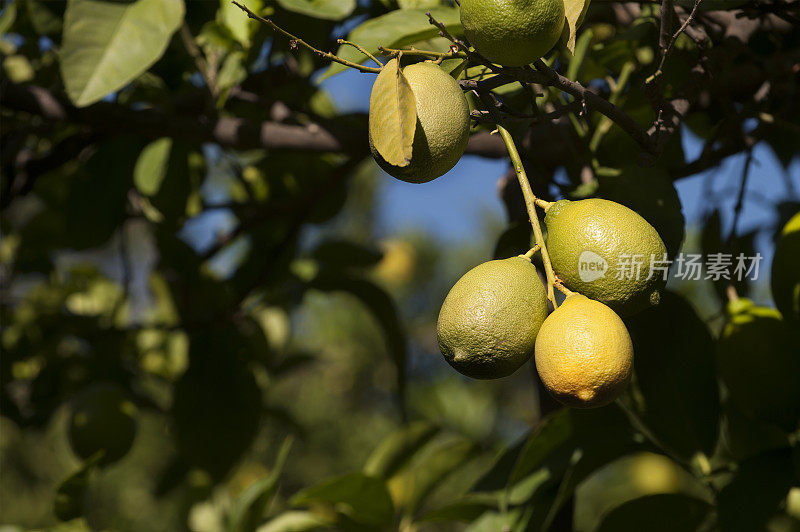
227;437;293;532
218;0;262;46
258;511;330;532
53;452;104;521
363;421;438;479
418;494;497;523
596;494;711;532
25;0;63;36
718;449;794;532
564;0;591;54
0;1;17;35
276;0;355;20
391;433;479;514
291;473;394;526
134;138;172;196
369;58;417;168
624;291;720;458
60;0;185;107
321;7;461;80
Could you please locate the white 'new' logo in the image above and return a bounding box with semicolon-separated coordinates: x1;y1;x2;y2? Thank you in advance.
578;251;608;282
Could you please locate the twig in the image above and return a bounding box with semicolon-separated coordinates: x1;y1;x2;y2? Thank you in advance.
378;46;466;60
231;1;381;74
339;39;384;66
179;23;217;97
531;60;655;154
657;0;704;75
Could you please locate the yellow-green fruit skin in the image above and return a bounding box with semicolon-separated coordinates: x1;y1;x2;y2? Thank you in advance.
437;257;549;379
369;61;470;183
535;294;633;408
68;383;138;465
545;198;667;316
771;212;800;322
460;0;566;67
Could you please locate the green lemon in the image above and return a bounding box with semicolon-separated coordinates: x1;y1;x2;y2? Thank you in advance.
535;294;633;408
771;211;800;322
437;256;549;379
544;198;668;316
460;0;566;67
369;60;470;183
68;382;138;465
717;298;800;432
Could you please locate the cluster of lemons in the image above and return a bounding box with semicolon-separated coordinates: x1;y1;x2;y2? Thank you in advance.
367;0;665;407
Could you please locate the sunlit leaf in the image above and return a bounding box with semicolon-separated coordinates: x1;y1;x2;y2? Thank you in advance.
276;0;355;20
564;0;591;54
60;0;185;107
369;58;417;167
321;7;461;79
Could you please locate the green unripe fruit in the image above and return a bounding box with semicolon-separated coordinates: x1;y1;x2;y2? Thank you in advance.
369;60;470;183
68;383;138;465
437;256;549;379
544;198;668;316
460;0;566;67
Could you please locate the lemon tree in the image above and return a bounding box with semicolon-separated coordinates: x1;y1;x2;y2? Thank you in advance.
2;0;799;530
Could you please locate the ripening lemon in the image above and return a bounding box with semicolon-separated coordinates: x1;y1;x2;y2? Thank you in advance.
535;294;633;408
771;211;800;322
460;0;566;67
369;60;470;183
544;198;667;316
437;256;549;379
68;382;138;465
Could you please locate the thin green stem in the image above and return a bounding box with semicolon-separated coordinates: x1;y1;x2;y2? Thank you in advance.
232;2;381;74
479;93;558;307
378;46;467;60
589;61;636;152
338;39;384;66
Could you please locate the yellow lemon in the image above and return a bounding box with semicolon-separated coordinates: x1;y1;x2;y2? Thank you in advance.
535;294;633;408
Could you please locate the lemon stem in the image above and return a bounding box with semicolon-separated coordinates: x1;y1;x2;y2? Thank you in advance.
479;92;558;308
520;245;540;260
554;282;574;297
534;198;553;211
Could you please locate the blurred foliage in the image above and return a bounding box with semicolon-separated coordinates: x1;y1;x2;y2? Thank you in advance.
1;0;800;531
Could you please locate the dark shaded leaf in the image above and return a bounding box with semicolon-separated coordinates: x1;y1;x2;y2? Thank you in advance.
227;437;293;532
625;291;720;458
53;452;104;521
596;494;712;532
718;448;794;532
